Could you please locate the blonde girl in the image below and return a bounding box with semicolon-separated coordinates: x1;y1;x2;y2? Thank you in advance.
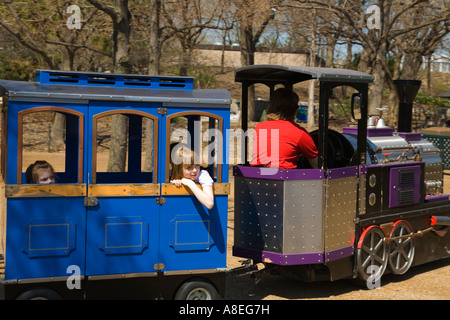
170;144;214;209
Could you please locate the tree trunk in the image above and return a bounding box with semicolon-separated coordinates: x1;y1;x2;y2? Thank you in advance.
368;39;388;116
386;51;423;128
107;114;128;172
368;60;385;116
179;46;191;76
113;3;131;74
148;0;161;75
143;118;154;172
87;1;132;172
240;24;256;121
50;112;66;151
307;10;317;127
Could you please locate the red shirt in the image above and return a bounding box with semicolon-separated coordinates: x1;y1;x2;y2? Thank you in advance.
251;120;318;169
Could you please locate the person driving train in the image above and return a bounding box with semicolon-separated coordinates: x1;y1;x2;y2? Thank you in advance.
250;87;318;169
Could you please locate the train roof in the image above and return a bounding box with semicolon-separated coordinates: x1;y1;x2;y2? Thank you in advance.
0;70;231;106
235;64;374;84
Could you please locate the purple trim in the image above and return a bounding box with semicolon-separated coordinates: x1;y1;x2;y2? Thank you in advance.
325;246;354;262
327;166;359;179
389;165;421;208
397;132;422;142
343;126;394;137
233;246;323;265
233;165;324;180
425;194;450;203
359;165;368;175
342;127;358;135
233;246;355;265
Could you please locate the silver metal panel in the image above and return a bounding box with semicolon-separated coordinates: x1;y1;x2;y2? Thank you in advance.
368;134;443;194
283;180;323;255
368;135;410;149
412;138;443;193
369;135;414;164
325;176;358;252
359;174;367;215
234;177;284;253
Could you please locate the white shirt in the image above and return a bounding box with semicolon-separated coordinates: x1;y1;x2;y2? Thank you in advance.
195;170;213;187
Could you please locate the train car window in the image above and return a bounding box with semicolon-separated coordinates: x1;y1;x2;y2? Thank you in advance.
93;111;158;184
18;108;84;184
326;86;360;168
166;112;223;184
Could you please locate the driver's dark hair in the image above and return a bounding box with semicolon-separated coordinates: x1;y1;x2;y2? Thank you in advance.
266;87;299;121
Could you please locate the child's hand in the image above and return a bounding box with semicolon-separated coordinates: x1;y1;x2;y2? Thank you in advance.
170;179;183;187
181;178;195;187
170;178;194;188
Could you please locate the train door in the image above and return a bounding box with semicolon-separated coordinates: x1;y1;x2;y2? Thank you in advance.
4;103;87;289
85;101;160;281
159;109;229;273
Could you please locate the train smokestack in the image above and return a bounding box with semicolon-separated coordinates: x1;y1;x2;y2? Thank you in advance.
394;79;421;132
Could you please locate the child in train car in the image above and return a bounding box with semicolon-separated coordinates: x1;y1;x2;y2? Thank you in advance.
25;160;56;184
251;87;319;169
170;143;214;209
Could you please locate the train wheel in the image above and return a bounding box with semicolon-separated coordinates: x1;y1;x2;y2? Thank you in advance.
356;226;388;282
388;220;415;275
15;287;62;300
174;279;220;300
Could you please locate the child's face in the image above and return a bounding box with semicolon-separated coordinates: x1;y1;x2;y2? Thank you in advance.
182;164;200;181
38;169;55;184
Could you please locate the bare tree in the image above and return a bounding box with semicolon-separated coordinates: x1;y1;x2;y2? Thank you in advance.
288;0;450;116
87;0;132;73
148;0;162;75
161;0;227;76
386;2;450;127
86;0;132;172
234;0;280;121
0;0;112;71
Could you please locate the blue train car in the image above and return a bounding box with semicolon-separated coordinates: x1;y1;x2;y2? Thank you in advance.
0;70;230;299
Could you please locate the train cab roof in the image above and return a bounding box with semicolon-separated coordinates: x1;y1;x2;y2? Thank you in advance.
0;69;231;106
235;64;374;85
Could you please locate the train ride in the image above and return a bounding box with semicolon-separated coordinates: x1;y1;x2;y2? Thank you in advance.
0;65;448;300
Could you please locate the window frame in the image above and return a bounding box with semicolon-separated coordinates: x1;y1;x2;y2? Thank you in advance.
165;111;224;184
17;106;84;185
91;109;159;185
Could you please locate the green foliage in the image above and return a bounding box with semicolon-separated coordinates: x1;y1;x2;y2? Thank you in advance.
188;66;218;89
0;55;35;81
415;93;450;108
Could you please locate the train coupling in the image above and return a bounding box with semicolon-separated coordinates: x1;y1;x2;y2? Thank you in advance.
228;259;258;277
